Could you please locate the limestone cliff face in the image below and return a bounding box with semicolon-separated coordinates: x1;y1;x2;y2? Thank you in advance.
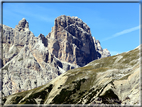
47;15;98;67
3;45;140;105
1;15;110;96
93;37;111;58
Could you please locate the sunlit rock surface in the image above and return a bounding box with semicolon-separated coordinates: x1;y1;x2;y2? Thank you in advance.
1;15;110;97
3;45;140;105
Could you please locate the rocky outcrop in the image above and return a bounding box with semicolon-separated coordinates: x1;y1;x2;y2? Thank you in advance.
1;15;110;97
15;18;29;32
93;37;111;58
46;15;99;67
3;45;140;105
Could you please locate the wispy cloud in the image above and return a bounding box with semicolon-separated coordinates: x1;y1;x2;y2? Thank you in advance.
101;25;140;42
14;9;54;23
3;3;55;23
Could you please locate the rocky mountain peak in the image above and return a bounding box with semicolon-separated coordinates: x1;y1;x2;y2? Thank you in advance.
54;15;90;35
15;18;29;31
47;15;98;67
38;33;45;39
1;15;111;97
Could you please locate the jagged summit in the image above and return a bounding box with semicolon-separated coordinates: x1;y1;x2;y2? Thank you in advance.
54;15;90;35
15;18;29;31
93;37;111;58
47;15;98;67
1;15;111;97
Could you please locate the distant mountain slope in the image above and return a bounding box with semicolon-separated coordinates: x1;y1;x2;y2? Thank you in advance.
3;45;140;105
1;15;110;96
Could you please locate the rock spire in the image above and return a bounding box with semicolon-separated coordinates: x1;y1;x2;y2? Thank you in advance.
15;18;29;31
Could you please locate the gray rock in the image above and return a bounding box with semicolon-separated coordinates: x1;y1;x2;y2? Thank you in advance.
93;37;111;58
47;15;98;67
15;18;29;32
2;25;15;44
102;48;111;58
1;15;110;97
3;45;140;105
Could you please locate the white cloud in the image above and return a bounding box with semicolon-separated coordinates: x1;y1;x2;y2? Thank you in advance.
102;25;140;42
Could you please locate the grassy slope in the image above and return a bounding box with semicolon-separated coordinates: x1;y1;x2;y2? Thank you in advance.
3;46;140;105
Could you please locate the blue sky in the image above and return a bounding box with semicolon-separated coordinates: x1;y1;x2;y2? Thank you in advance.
2;2;140;55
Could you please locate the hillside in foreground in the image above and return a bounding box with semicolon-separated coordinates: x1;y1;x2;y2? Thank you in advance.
3;44;141;106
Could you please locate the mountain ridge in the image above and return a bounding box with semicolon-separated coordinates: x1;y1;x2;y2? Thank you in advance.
1;15;110;97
